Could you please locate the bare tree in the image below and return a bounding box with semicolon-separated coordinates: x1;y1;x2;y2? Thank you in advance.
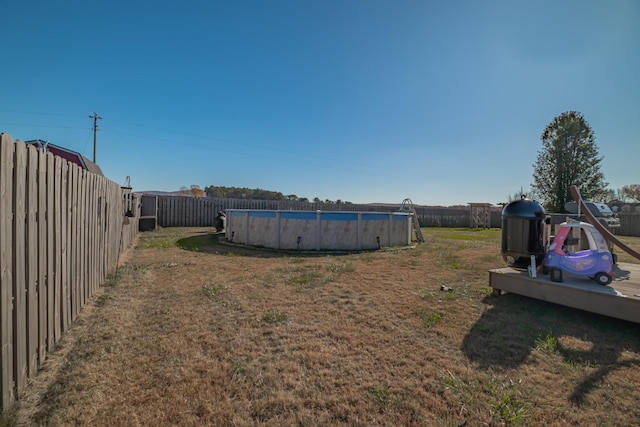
507;187;532;202
622;184;640;202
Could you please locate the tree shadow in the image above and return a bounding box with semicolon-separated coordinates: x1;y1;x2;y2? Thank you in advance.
462;292;640;405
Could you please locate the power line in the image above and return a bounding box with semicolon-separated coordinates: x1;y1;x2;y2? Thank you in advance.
3;110;369;168
2;109;406;174
0;122;87;130
0;109;85;118
102;120;390;172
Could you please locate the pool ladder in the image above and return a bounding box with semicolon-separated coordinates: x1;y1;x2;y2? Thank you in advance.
401;198;425;243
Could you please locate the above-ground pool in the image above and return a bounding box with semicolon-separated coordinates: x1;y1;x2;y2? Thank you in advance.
225;210;413;251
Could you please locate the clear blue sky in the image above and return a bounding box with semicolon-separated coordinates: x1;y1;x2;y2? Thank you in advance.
1;1;638;206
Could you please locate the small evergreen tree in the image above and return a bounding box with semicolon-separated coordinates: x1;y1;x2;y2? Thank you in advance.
531;111;608;212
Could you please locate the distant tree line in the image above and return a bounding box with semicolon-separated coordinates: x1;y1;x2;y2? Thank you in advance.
204;185;292;200
202;185;352;204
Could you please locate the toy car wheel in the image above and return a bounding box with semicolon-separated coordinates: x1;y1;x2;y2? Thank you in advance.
594;272;612;286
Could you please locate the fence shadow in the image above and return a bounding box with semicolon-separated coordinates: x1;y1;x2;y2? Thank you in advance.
462;293;640;405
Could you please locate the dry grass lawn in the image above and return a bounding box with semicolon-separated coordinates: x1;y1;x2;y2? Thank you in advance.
7;227;640;426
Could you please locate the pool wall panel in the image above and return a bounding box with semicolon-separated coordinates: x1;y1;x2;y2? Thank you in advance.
226;210;412;250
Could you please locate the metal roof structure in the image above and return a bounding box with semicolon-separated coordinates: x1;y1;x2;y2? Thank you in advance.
24;139;104;176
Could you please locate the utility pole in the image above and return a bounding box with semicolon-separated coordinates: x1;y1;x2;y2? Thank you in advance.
89;112;102;163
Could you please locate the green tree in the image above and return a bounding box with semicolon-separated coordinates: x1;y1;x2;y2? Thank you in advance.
531;111;608;212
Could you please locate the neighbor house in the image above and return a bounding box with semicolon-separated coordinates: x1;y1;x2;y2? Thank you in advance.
25;139;104;176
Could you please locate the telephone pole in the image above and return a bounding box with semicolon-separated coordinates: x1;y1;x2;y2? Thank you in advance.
89;112;102;163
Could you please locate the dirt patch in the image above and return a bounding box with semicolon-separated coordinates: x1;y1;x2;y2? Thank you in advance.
12;227;640;426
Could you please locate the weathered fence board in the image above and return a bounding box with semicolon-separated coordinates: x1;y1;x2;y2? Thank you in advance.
13;141;27;396
69;165;78;320
25;145;38;379
61;160;70;330
1;134;15;409
0;134;139;410
79;169;87;309
38;152;48;365
53;155;62;343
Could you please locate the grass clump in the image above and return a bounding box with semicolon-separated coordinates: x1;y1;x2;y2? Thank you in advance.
415;288;435;300
201;283;226;297
106;263;148;288
535;334;559;352
370;385;392;411
225;252;243;257
259;273;277;288
479;285;494;297
262;311;288;324
441;370;465;393
281;265;325;288
444;254;472;270
490;388;530;426
436;251;473;270
415;309;442;327
326;262;355;274
440;372;530;426
416;287;458;301
95;293;110;307
230;358;246;379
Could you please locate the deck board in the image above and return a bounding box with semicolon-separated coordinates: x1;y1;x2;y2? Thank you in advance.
489;262;640;323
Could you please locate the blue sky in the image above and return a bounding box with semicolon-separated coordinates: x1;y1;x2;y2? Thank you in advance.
1;1;638;206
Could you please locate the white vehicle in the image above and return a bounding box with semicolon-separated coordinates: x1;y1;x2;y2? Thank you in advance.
564;201;620;228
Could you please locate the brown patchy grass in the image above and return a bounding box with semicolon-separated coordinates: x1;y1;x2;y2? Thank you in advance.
8;227;640;426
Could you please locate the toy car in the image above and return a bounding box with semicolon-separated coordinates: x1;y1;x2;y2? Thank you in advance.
544;219;614;285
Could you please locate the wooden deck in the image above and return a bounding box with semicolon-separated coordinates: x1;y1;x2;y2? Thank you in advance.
489;262;640;324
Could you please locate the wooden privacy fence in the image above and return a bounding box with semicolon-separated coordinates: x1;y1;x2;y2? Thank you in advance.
150;195;504;229
0;134;139;410
150;195;640;236
616;213;640;237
